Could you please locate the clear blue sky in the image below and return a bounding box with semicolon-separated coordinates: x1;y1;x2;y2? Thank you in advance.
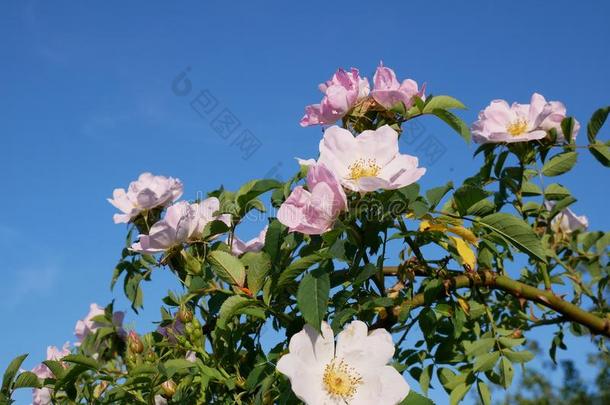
1;1;608;403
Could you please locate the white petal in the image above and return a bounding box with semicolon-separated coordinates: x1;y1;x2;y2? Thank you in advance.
355;125;399;167
319;126;357;178
352;366;410;405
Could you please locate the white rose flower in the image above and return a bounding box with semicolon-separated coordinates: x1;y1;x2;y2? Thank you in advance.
276;320;409;405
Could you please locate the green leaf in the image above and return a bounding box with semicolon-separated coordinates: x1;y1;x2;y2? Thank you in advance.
263;219;284;262
541;152;577;177
235;179;282;212
464;338;495;357
453;186;489;216
478;213;546;262
499;357;514;389
426;182;454;209
208;250;246;287
503;349;534;363
423;95;466;113
431;109;471;143
217;295;260;328
477;380;491;405
62;354;100;370
544;183;571;200
277;253;323;288
352;263;379;286
521;181;542;196
587;106;609;143
297;268;330;332
589;141;610;167
13;371;40;389
161;359;197;378
2;354;28;392
449;383;471;405
399;390;435;405
561;117;576;143
473;351;500;372
241;251;271;295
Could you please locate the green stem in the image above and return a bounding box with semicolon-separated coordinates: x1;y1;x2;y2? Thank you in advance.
386;268;610;338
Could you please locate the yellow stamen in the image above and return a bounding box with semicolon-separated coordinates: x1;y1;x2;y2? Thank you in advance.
348;158;381;179
506;118;528;136
322;358;362;400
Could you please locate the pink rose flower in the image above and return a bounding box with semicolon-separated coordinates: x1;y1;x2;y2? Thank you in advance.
278;164;347;235
300;68;370;127
31;343;71;405
545;202;588;234
371;62;425;110
304;125;425;193
229;225;268;256
108;172;183;224
535;94;580;142
131;198;231;254
74;303;125;344
472;93;558;144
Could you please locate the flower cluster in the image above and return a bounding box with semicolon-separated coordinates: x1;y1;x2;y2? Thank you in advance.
300;63;424;127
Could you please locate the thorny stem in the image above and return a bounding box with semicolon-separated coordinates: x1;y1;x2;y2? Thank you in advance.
382;267;610;338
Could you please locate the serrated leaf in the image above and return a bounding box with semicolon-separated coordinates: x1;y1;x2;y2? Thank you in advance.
62;354;100;370
426;182;454;209
13;371;40;389
478;213;546;262
587;106;609;143
431;109;471;143
423;95;466;113
502;349;534;363
161;359;197;378
544;183;571;200
297;269;330;332
474;352;500;372
477;380;491;405
235;179;282;212
217;295;260;328
277;254;323;288
241;251;271;295
1;353;27;392
464;338;495;357
449;383;471;405
589;141;610;167
399;390;435;405
541;152;577;177
499;357;514;389
208;251;246;287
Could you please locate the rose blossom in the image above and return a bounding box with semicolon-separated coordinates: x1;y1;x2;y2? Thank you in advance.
74;303;125;343
229;225;267;255
303;125;426;193
370;62;425;110
471;93;559;144
278;164;347;235
300;68;370;127
108;172;183;224
545;201;588;234
31;343;71;405
130;198;231;254
276;321;410;404
535;94;580;142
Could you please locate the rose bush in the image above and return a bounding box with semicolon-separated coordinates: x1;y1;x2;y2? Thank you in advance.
2;63;609;405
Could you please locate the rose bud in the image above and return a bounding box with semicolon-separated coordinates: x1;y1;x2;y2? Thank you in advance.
161;380;177;398
128;331;144;354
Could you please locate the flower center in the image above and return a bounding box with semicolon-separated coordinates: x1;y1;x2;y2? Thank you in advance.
322;358;362;400
506;118;528;136
348;158;381;180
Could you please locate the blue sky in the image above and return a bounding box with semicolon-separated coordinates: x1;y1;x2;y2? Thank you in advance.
1;1;609;403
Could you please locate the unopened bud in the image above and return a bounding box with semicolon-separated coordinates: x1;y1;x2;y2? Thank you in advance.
128;331;144;354
177;306;193;323
161;379;177;398
375;307;388;319
511;329;523;339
